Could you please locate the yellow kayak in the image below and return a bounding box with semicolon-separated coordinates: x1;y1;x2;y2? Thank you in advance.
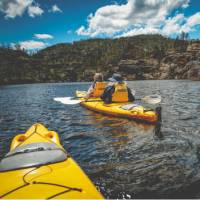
76;90;158;124
0;123;104;199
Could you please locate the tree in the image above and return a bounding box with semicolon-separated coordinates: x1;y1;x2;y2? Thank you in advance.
14;44;21;51
180;31;189;41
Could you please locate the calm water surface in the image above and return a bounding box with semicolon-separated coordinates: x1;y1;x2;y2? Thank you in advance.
0;80;200;198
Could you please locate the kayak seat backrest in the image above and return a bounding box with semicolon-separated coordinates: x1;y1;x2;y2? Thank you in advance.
0;142;67;172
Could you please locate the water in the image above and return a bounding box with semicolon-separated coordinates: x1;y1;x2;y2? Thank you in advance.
0;80;200;198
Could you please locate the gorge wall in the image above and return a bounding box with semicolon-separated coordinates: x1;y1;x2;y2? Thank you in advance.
0;34;199;85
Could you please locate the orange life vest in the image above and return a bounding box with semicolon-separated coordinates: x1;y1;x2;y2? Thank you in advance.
112;83;129;102
92;82;107;98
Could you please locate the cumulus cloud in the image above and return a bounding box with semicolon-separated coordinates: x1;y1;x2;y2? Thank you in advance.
0;0;33;18
0;0;44;19
49;4;62;13
120;12;200;37
76;0;200;38
28;4;43;17
76;1;132;37
180;12;200;33
161;12;200;35
19;40;46;50
120;27;161;37
34;34;53;39
162;14;185;35
187;12;200;27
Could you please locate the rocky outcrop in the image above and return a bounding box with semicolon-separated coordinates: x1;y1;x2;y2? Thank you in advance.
159;42;200;80
117;59;160;80
0;35;200;85
184;60;200;80
187;42;200;52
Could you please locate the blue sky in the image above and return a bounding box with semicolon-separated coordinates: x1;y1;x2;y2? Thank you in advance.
0;0;199;50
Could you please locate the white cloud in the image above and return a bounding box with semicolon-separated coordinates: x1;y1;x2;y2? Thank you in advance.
119;11;200;38
0;0;44;19
34;34;53;39
19;40;46;50
0;0;33;18
76;0;189;37
49;4;62;13
162;14;185;35
28;4;43;17
76;26;88;36
187;12;200;27
120;27;161;37
180;12;200;33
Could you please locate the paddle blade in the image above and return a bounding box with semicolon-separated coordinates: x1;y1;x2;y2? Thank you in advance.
76;90;87;98
131;89;136;96
142;95;161;104
54;97;81;105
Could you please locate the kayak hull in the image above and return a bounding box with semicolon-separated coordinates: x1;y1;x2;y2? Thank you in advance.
0;124;103;199
76;91;158;124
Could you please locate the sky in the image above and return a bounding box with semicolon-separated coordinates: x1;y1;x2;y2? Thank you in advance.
0;0;200;51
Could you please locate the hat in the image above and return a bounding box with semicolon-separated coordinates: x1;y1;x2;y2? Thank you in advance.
108;73;123;83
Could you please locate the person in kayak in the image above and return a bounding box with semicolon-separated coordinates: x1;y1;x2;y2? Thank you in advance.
101;73;135;103
85;73;107;99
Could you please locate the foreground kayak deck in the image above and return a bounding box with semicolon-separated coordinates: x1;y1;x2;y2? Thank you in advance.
76;91;158;124
0;124;104;199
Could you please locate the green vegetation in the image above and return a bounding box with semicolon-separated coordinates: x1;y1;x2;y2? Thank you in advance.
0;34;199;85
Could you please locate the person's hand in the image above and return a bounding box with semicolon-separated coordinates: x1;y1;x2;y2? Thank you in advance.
84;97;89;101
84;94;90;101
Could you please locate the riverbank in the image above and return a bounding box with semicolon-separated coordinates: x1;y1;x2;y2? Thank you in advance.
0;35;199;85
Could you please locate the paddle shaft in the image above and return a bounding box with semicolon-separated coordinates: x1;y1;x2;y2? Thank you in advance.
74;94;161;104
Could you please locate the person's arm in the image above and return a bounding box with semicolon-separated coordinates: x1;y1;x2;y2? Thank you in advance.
127;87;135;102
85;82;95;99
101;85;115;103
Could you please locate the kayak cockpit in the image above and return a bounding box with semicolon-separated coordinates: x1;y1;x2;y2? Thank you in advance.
0;142;67;172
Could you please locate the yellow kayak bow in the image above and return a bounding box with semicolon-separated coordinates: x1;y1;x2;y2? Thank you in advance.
0;123;104;199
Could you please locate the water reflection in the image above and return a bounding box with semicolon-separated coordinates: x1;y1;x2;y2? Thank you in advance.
83;109;156;145
0;81;200;198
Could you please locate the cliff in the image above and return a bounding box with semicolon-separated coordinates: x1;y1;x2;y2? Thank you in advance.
0;34;199;85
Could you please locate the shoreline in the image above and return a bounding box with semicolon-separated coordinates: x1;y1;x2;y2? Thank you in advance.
0;79;199;87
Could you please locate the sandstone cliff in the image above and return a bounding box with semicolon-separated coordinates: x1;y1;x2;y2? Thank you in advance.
0;35;199;85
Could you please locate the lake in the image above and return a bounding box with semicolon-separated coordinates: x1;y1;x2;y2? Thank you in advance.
0;80;200;198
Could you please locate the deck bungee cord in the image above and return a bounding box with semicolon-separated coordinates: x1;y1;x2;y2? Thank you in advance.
0;124;104;199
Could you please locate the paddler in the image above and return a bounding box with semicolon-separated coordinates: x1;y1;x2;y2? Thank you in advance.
85;73;107;99
101;73;135;103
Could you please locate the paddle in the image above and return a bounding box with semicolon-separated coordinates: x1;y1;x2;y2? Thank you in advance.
136;94;162;105
54;94;161;105
54;97;82;105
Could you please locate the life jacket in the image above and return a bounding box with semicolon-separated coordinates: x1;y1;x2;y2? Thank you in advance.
112;83;129;102
91;82;107;98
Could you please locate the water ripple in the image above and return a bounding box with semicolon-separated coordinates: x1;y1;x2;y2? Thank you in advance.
0;80;200;198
